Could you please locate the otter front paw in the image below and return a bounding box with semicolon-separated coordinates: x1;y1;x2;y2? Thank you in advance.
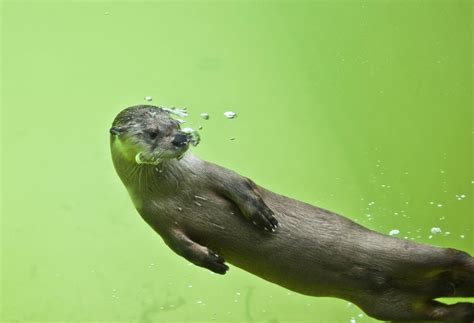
204;250;229;275
215;174;279;232
248;203;278;232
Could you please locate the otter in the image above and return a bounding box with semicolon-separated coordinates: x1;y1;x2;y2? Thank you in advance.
110;105;474;321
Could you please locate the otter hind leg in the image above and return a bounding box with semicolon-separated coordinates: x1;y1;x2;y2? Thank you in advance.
426;268;474;298
356;294;474;321
447;250;474;297
423;249;474;298
418;300;474;322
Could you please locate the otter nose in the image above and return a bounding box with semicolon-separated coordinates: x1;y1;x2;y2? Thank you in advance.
172;132;189;147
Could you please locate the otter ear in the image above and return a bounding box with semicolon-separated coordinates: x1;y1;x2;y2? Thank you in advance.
109;126;125;136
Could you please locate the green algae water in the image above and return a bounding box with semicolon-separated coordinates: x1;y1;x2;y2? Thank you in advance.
1;1;472;322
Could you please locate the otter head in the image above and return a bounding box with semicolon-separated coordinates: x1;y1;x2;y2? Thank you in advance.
110;105;196;165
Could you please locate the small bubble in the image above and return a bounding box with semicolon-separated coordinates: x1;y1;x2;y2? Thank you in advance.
200;113;210;120
437;204;443;208
389;229;400;236
198;125;203;130
224;111;237;119
229;137;236;141
188;284;193;288
135;152;144;164
431;227;442;234
104;11;110;15
144;96;152;102
176;119;186;124
460;234;465;239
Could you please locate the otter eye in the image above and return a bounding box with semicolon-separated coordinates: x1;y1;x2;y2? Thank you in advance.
148;131;158;140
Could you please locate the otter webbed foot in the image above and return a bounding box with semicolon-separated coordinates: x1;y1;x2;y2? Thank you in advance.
162;228;229;275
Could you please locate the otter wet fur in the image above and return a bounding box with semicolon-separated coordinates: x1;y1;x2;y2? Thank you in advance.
110;105;474;322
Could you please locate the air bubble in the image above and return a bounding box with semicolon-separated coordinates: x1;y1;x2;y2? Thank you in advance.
389;229;400;236
224;111;237;119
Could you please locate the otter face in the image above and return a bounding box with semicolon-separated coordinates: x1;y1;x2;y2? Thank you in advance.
110;105;193;165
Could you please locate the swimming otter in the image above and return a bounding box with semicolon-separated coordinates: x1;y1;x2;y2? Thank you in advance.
110;105;474;321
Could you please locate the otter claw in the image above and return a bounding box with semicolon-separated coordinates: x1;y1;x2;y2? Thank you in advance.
206;250;229;275
250;208;279;232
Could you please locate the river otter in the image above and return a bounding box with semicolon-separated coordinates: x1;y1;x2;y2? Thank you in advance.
110;105;474;321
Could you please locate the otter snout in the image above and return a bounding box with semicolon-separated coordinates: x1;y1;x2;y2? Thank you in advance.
172;132;189;147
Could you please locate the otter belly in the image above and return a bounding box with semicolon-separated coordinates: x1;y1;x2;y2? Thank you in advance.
174;187;386;298
177;186;458;301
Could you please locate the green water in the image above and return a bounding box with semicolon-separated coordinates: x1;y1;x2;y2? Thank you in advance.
1;1;472;322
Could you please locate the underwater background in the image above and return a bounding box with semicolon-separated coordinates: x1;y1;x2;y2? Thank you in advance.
1;1;472;322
